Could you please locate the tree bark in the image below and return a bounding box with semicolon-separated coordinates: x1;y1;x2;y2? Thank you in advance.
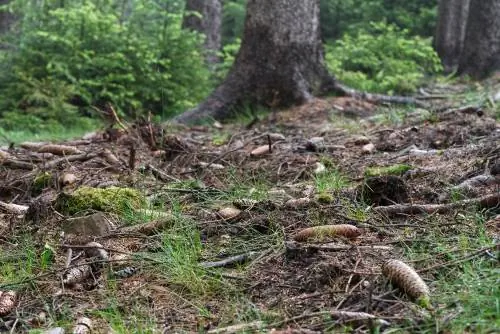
175;0;335;123
182;0;222;65
458;0;500;79
434;0;470;73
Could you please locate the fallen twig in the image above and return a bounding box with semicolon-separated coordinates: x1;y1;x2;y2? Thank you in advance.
417;245;498;273
145;164;180;182
334;82;427;107
0;201;29;215
207;321;265;334
200;251;260;268
373;193;500;216
270;310;391;329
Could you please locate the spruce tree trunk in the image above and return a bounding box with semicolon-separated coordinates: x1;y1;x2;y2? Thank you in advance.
0;0;15;35
458;0;500;79
434;0;470;73
175;0;335;123
182;0;222;65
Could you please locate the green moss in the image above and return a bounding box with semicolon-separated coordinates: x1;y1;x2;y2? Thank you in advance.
315;192;334;204
56;186;146;215
364;164;412;177
417;295;432;310
33;172;52;191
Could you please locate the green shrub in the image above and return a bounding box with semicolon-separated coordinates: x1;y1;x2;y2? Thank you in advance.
0;0;211;133
325;22;442;94
320;0;437;41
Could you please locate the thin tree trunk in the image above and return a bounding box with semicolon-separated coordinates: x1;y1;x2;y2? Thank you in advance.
458;0;500;79
0;0;15;35
434;0;470;73
182;0;222;65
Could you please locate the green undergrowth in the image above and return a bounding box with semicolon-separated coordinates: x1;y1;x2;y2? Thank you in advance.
0;119;100;145
399;210;499;333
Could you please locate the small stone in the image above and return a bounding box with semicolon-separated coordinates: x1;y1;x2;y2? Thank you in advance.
362;143;376;154
314;162;326;174
268;133;286;141
59;173;78;186
353;136;370;146
494;91;500;101
213;121;223;129
305;137;325;152
217;207;241;220
63;212;115;238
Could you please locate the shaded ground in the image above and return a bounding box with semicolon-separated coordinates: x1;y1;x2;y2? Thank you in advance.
0;80;499;333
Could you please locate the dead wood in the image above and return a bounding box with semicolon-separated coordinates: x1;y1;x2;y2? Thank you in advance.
373;193;500;216
0;158;35;170
200;251;260;268
0;201;29;215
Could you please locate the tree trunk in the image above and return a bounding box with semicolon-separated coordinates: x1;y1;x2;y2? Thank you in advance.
434;0;470;73
182;0;222;65
458;0;500;79
0;0;15;35
175;0;335;123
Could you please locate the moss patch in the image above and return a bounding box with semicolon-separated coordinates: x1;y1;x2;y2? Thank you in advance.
56;186;146;215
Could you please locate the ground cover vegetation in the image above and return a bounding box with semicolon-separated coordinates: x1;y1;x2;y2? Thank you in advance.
0;0;499;333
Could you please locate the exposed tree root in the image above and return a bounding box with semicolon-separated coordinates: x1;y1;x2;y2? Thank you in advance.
332;82;428;107
173;79;428;124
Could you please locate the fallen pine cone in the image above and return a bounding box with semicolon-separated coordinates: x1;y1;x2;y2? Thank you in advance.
285;197;312;209
0;290;17;316
382;259;431;309
294;224;361;242
63;262;93;285
37;144;82;155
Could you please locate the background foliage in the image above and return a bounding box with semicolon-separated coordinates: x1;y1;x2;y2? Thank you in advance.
0;0;210;133
0;0;439;135
325;22;442;94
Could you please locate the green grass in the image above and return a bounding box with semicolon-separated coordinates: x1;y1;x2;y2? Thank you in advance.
0;120;100;145
400;211;499;333
314;168;349;193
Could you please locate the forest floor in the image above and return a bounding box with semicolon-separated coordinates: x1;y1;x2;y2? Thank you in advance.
0;78;499;333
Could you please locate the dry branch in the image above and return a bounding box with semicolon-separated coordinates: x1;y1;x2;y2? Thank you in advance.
373;193;500;216
200;251;260;268
0;201;29;215
119;218;173;235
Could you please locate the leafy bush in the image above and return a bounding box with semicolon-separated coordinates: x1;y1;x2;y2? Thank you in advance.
0;0;211;133
325;22;442;94
320;0;437;41
214;38;241;82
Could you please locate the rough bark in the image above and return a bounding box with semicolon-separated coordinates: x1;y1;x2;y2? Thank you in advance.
174;0;423;123
434;0;470;73
175;0;335;123
458;0;500;79
182;0;222;65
